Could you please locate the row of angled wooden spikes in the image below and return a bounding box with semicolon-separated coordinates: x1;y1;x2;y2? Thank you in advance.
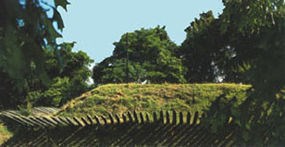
0;110;202;129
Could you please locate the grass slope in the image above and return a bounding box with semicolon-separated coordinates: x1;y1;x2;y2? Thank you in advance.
58;83;250;117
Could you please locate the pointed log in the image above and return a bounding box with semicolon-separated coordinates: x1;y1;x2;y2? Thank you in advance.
58;117;73;126
101;116;107;125
86;115;95;125
192;111;199;124
51;117;67;126
133;110;139;123
122;113;127;123
145;112;150;123
1;113;27;127
127;111;133;123
34;117;54;128
29;117;46;128
65;117;78;126
81;117;91;126
160;110;164;124
94;115;101;125
73;117;85;127
153;111;158;122
186;112;191;124
43;116;58;126
172;110;177;125
115;114;121;124
179;112;184;124
108;113;114;124
14;115;35;127
166;111;170;124
139;112;144;124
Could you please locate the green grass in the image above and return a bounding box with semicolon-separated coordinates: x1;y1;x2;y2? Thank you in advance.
0;123;12;145
58;83;250;117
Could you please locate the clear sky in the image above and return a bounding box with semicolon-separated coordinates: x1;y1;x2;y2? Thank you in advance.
57;1;224;63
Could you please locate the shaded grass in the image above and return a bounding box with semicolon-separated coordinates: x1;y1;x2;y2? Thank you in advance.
58;83;250;117
0;123;12;145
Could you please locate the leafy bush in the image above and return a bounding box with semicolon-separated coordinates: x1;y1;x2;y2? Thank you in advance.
27;76;90;107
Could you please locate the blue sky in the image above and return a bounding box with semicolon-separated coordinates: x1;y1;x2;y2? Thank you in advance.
57;0;224;63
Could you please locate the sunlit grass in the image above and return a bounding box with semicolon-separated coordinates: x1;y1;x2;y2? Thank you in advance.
58;83;250;117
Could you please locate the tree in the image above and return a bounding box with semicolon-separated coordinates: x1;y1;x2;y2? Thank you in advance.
93;26;186;84
28;42;94;107
180;11;218;82
180;11;249;83
0;0;69;108
202;0;285;145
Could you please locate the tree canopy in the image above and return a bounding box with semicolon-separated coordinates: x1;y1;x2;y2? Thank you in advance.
29;42;94;107
0;41;94;108
180;11;250;83
198;0;285;145
93;26;186;84
0;0;93;108
0;0;68;82
180;11;219;82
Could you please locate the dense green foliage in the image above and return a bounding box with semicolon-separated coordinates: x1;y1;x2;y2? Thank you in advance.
0;0;69;108
0;0;68;79
180;0;285;85
195;0;285;145
0;1;94;108
180;11;249;83
58;83;249;117
27;42;93;107
92;26;186;84
180;11;220;82
0;41;93;108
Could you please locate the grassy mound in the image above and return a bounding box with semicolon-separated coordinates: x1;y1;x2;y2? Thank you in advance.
58;83;250;117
